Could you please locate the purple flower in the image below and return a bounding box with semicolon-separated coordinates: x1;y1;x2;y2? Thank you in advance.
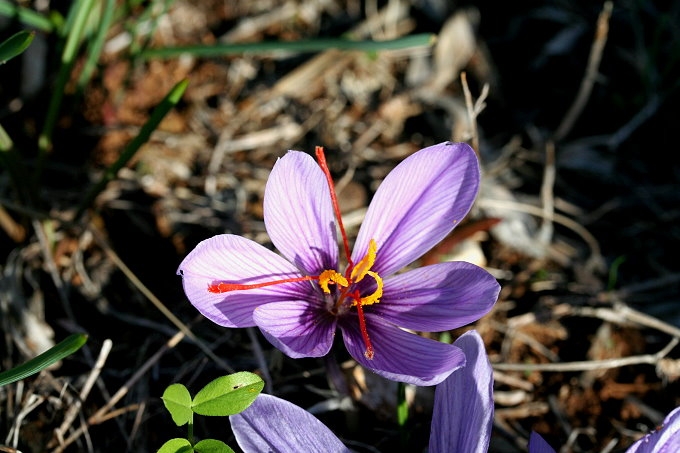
429;330;494;452
229;330;492;452
528;431;557;453
626;406;680;452
230;393;351;453
177;142;500;385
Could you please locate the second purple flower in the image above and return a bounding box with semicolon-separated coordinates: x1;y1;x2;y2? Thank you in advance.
177;142;500;385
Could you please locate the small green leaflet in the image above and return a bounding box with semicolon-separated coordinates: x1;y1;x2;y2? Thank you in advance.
161;372;264;425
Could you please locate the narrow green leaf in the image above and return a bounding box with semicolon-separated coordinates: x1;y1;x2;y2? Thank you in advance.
0;122;37;205
0;30;35;64
192;372;264;417
140;34;436;59
128;0;174;57
607;255;626;290
397;382;408;426
162;384;193;426
75;78;189;219
76;0;116;89
0;333;87;387
157;438;193;453
438;331;452;344
37;0;97;156
0;1;55;33
0;122;12;151
397;382;409;449
193;439;235;453
61;0;96;62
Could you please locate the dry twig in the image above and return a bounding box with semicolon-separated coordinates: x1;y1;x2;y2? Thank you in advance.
553;1;613;141
89;225;234;373
51;339;112;447
52;330;185;452
460;71;489;155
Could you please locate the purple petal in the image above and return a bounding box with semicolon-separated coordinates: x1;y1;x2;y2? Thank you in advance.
253;301;337;358
528;432;557;453
377;261;500;331
177;234;310;327
339;315;465;385
230;393;350;453
627;406;680;453
352;142;480;277
430;330;494;453
264;151;338;275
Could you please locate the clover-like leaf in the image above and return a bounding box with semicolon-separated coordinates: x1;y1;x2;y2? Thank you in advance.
192;372;264;416
162;383;193;426
193;439;235;453
157;438;193;453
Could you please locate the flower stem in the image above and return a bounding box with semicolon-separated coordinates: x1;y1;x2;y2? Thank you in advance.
187;421;194;445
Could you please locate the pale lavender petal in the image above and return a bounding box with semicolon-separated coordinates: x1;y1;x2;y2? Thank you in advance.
230;393;350;453
376;261;500;331
177;234;310;327
528;432;557;453
627;406;680;453
339;315;465;385
430;330;493;453
353;142;480;277
264;151;338;275
253;301;336;358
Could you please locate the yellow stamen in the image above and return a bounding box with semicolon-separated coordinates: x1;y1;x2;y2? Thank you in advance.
350;239;378;283
353;271;383;306
318;270;348;293
321;238;382;308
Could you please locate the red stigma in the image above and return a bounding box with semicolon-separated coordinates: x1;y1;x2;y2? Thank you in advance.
352;290;375;360
316;147;376;360
315;146;354;273
208;275;318;293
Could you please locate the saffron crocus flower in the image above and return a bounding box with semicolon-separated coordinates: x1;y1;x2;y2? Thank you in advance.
177;142;500;385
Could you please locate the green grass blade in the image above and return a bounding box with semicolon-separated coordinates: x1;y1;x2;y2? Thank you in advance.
0;1;55;33
38;0;96;156
397;381;408;427
61;0;97;59
76;78;189;219
0;123;36;205
129;0;176;57
139;34;436;59
0;123;12;151
0;30;35;64
0;333;88;387
76;0;116;90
